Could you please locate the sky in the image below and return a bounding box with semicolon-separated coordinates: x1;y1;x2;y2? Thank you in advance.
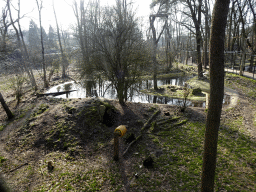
2;0;152;32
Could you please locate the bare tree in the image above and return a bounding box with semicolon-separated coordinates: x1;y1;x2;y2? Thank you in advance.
248;0;256;73
0;3;11;53
72;0;89;71
151;0;204;78
185;0;203;78
201;0;230;191
7;0;38;90
52;0;68;78
236;0;250;76
0;92;14;119
149;13;167;90
73;0;149;104
203;0;210;69
36;0;48;88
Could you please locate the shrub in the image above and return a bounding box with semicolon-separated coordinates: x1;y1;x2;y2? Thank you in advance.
10;74;26;104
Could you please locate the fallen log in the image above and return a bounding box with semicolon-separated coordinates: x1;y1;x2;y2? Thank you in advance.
157;116;180;126
36;90;77;97
123;110;160;157
153;119;188;136
140;110;161;133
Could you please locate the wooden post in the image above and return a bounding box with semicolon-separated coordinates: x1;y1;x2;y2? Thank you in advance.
114;125;127;161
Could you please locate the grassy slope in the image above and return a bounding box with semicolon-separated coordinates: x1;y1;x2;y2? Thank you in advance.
0;72;256;191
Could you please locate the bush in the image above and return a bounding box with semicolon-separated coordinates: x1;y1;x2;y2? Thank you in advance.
10;74;26;104
178;85;190;112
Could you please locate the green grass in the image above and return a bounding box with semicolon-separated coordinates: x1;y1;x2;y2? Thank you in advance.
128;119;256;191
254;113;256;127
141;71;186;80
0;125;4;131
34;162;122;192
2;112;256;191
226;73;256;92
0;155;7;168
32;104;49;117
0;75;12;91
187;76;210;93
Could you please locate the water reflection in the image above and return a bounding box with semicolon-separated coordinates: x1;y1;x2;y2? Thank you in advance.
46;76;227;108
63;83;73;98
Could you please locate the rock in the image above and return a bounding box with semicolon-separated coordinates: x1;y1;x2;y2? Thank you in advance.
47;161;54;171
52;77;60;81
143;156;154;168
164;111;170;116
192;88;202;95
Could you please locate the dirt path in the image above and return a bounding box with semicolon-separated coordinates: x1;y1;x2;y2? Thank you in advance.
0;100;39;163
224;86;239;109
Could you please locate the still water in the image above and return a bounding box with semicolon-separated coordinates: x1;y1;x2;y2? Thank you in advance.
46;77;230;108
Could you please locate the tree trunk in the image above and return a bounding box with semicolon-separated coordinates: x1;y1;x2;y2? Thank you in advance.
150;15;158;90
201;0;230;191
53;1;68;78
239;37;246;76
204;0;210;69
0;92;14;119
149;13;168;90
197;0;203;78
36;0;48;88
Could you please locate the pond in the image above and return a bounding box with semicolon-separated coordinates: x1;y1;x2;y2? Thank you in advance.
46;77;230;108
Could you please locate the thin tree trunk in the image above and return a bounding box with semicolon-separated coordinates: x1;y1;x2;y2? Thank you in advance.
0;92;14;119
53;0;67;78
150;15;158;90
149;14;167;90
204;0;210;69
197;0;203;78
201;0;230;191
36;0;48;88
239;37;246;76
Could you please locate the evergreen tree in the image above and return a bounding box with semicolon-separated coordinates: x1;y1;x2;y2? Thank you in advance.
42;27;48;49
48;25;56;49
28;19;40;51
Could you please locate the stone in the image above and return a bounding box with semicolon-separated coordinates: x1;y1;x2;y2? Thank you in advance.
192;88;202;95
143;156;154;168
164;111;170;116
47;161;54;171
